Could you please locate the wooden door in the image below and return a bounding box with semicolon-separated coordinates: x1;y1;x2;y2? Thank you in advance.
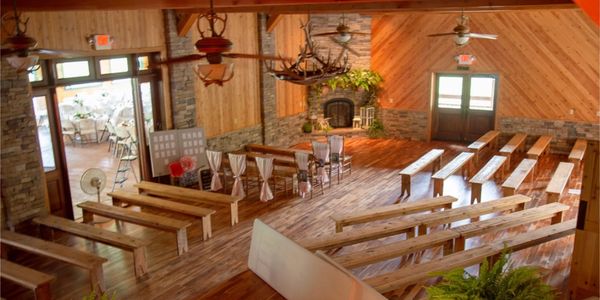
134;75;163;181
32;89;74;219
325;99;353;128
433;74;498;143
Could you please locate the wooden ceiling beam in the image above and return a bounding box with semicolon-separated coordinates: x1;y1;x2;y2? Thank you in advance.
2;0;576;12
176;12;199;37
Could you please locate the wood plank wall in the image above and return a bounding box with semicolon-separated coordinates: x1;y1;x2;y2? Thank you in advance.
372;9;599;123
193;13;261;138
20;10;165;51
273;14;309;118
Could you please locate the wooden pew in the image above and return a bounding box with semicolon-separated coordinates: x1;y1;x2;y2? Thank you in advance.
545;162;575;203
527;135;552;160
78;201;192;256
135;181;243;226
469;155;507;204
1;230;107;293
451;202;569;251
467;130;500;165
398;149;444;196
498;133;527;168
32;215;150;279
501;158;537;196
364;219;576;293
109;191;215;241
568;139;587;169
1;259;54;300
431;152;475;197
330;196;457;233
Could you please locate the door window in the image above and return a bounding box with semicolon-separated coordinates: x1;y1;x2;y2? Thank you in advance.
437;76;463;109
32;95;56;171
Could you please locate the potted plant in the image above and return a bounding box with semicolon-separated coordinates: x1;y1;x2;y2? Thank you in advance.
302;121;313;133
426;251;555;299
367;118;385;138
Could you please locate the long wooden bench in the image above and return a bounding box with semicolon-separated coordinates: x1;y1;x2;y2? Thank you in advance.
108;190;215;241
501;158;537;196
298;194;531;251
469;155;507;204
545;162;575;203
78;201;192;256
568;139;587;169
32;215;150;279
467;130;500;165
330;195;457;233
135;180;243;226
1;259;54;300
431;152;475;197
498;133;527;168
364;219;576;293
527;135;552;160
1;230;107;293
398;149;444;196
246;143;312;158
451;202;569;251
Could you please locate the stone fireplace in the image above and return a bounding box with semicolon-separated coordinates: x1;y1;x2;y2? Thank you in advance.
309;87;371;129
324;98;354;128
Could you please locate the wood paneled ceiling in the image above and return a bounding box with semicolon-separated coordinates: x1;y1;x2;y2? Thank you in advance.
1;0;575;12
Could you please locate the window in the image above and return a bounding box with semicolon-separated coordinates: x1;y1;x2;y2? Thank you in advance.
55;60;91;79
437;76;463;109
137;56;150;71
99;57;129;75
28;65;44;82
32;95;56;171
469;77;496;111
435;73;498;111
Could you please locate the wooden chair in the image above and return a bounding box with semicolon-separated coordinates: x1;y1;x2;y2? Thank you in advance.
328;135;352;184
295;151;323;199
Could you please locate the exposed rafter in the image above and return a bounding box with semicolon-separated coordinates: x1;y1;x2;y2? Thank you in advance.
266;14;283;33
176;12;199;37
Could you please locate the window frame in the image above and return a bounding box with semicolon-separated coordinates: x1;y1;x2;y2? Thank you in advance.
95;55;134;79
51;57;96;85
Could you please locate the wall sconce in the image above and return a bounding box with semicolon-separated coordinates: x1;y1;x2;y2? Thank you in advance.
5;55;39;72
194;63;234;87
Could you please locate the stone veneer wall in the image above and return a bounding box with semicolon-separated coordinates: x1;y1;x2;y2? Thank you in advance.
499;117;600;154
379;109;429;141
1;61;48;228
206;125;263;152
164;10;196;129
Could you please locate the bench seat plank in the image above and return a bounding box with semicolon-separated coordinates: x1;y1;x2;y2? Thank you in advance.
135;181;242;226
545;162;575;203
1;259;54;300
469;155;507;204
397;149;444;196
77;201;191;256
1;230;107;293
32;215;150;278
527;135;552;159
330;196;457;232
501;158;537;196
109;191;215;240
498;133;527;168
431;152;475;196
468;130;500;165
568;139;587;167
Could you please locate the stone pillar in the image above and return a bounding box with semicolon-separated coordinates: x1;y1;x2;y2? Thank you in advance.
1;61;48;229
164;10;197;129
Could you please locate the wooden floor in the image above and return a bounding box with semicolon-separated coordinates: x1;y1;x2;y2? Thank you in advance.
2;137;580;300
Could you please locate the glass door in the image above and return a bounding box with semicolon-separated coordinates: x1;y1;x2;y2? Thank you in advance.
134;75;162;180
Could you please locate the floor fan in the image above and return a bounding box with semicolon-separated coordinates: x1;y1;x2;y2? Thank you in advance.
80;168;107;203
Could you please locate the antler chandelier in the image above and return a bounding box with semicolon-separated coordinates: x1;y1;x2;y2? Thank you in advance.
266;21;350;86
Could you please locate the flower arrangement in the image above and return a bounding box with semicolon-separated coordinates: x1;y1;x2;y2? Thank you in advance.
168;156;197;178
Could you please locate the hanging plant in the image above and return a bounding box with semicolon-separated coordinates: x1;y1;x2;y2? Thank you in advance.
326;69;383;92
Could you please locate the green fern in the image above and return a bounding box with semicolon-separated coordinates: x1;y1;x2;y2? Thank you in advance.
426;251;555;300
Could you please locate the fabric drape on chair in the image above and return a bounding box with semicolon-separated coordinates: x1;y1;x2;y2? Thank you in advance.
312;141;330;183
255;156;274;202
228;153;246;198
206;150;223;191
295;152;312;198
328;135;344;164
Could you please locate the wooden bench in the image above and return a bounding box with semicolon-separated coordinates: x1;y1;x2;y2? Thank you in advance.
498;133;527;168
364;219;576;293
109;191;215;241
545;162;575;203
398;149;444;196
501;158;537;196
135;180;243;226
330;195;457;233
467;130;500;165
32;215;150;279
451;202;569;251
431;152;475;197
77;201;192;256
527;135;552;160
568;139;587;169
1;259;54;300
469;155;507;204
1;230;107;293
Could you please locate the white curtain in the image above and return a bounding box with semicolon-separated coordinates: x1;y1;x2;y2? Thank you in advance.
228;153;246;198
295;152;311;198
312;141;330;183
206;150;223;191
255;156;274;202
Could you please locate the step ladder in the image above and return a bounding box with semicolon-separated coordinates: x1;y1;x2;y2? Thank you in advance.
112;141;139;191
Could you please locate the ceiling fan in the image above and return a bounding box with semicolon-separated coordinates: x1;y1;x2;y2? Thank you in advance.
428;12;497;46
157;0;291;86
312;14;368;56
1;0;83;71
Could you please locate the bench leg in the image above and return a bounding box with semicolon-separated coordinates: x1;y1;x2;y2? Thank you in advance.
435;156;442;172
39;226;54;241
400;175;411;196
454;236;465;252
175;228;189;255
82;210;94;223
433;179;443;197
443;240;454;256
406;227;415;238
202;216;212;241
89;265;106;294
502;187;515;197
471;183;482;204
1;244;8;259
133;247;149;279
551;211;563;224
547;193;559;204
35;282;52;300
417;225;427;236
335;222;343;233
230;203;239;226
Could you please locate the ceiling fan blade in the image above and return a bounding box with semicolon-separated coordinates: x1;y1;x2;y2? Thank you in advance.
347;32;369;36
428;33;457;37
312;32;340;37
0;48;21;56
31;48;88;58
156;54;207;65
468;33;498;40
224;53;292;62
329;37;359;56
